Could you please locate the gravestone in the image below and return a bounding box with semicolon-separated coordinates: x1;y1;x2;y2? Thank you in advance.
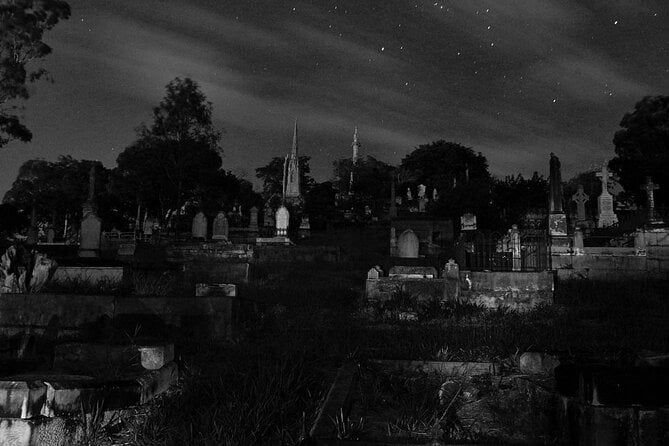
389;265;437;278
510;224;521;271
571;185;589;223
642;176;662;224
46;227;55;243
212;212;229;240
367;266;383;279
443;259;460;302
249;206;259;232
79;166;101;258
460;213;477;231
573;227;584;255
397;229;419;258
264;206;275;228
276;206;289;237
595;164;618;228
191;211;208;239
418;184;427;212
548;153;567;236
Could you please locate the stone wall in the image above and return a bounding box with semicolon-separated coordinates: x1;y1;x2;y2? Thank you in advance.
0;293;236;339
164;242;254;262
551;246;669;281
254;245;341;263
366;270;554;310
52;266;125;285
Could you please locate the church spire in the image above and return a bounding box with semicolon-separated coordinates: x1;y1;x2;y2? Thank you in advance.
283;118;301;201
352;126;359;165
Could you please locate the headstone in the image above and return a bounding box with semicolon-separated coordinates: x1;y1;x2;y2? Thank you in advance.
46;227;55;243
264;206;275;227
249;206;259;232
79;165;101;257
298;215;311;239
390;227;397;249
460;213;477;231
191;211;208;239
571;185;589;223
388;265;437;278
510;224;521;271
548;153;567;236
397;229;419;258
595;164;618;228
573;227;584;255
79;214;101;258
642;176;662;224
406;188;412;201
276;206;289;237
367;266;383;279
442;259;460;302
212;212;229;240
549;153;563;213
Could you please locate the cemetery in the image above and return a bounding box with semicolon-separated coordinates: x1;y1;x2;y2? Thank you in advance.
0;11;668;442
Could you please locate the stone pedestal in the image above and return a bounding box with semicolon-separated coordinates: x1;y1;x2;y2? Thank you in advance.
597;192;618;228
549;213;567;236
79;213;101;258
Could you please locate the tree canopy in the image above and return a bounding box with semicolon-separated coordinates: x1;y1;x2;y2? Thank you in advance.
610;95;669;206
492;172;548;228
332;155;395;216
400;141;492;224
0;0;71;146
115;77;223;220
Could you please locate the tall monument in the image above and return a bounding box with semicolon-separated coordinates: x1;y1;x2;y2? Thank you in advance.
349;126;360;194
282;119;301;203
595;163;618;228
548;153;567;236
79;165;102;257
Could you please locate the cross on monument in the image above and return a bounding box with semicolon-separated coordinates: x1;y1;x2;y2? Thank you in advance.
642;176;660;222
595;165;613;195
571;184;589;222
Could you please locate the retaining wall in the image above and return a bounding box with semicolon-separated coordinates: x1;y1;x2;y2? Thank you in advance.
0;294;235;339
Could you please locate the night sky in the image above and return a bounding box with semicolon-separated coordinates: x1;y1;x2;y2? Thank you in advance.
2;0;668;196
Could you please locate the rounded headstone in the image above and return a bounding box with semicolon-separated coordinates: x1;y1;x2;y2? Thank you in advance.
397;229;419;258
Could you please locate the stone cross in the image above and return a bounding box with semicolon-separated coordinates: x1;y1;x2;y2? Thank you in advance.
595;164;613;195
571;185;589;222
642;176;660;222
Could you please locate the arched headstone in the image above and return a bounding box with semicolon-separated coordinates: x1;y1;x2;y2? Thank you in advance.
397;229;419;258
276;206;290;237
192;212;208;239
212;212;229;240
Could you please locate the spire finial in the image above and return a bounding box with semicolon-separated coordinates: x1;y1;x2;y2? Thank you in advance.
292;118;298;155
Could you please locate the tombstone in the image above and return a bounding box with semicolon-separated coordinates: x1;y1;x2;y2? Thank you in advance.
367;266;383;279
510;224;521;271
249;206;259;232
571;185;589;223
276;206;289;237
442;259;460;302
298;215;311;239
573;227;584;255
460;213;477;231
549;153;563;213
143;216;154;237
595;164;618;228
264;206;275;227
191;211;208;239
390;227;397;250
79;165;102;257
642;176;662;224
46;227;56;244
406;188;412;201
389;265;437;278
212;212;229;240
548;153;567;236
79;213;102;257
397;229;419;258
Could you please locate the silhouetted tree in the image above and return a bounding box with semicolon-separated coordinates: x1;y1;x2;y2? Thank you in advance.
400;141;493;225
115;77;223;225
332;155;395;216
610;95;669;206
255;155;314;207
0;0;71;146
492;172;548;228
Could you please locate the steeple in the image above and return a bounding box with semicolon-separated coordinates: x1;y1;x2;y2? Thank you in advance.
352;126;360;165
282;119;301;201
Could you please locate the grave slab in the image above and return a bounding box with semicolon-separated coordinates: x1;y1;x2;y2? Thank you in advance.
0;380;46;418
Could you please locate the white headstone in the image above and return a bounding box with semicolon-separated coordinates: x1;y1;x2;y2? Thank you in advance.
212;212;229;240
397;229;419;258
596;165;618;228
276;206;290;236
192;211;208;239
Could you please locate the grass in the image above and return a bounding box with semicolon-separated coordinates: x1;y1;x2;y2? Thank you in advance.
86;250;669;444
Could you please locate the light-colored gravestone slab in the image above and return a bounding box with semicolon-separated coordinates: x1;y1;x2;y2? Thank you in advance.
276;206;290;237
79;213;102;257
389;265;437;278
192;211;208;239
460;213;477;231
443;259;460;302
596;165;618;228
212;212;229;240
367;266;383;279
397;229;419;258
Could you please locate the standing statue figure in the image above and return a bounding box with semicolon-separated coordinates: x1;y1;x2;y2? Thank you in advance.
549;153;563;213
406;187;413;201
